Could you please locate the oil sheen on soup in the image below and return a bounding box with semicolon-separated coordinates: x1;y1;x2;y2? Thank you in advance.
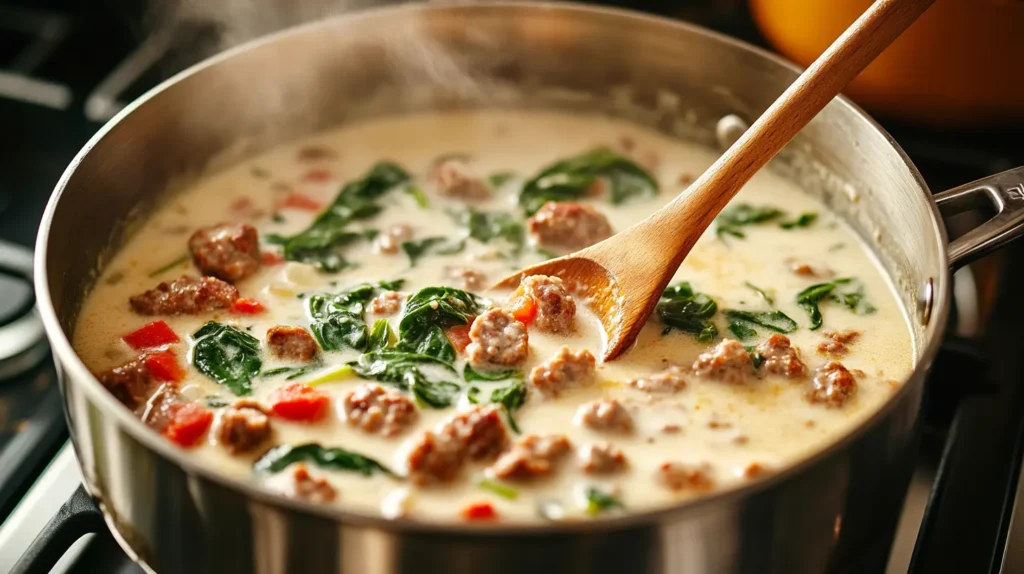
74;110;914;522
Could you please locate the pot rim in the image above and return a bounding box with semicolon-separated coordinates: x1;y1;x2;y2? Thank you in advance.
33;0;950;535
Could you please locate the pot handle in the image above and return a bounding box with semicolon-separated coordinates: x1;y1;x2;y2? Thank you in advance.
934;166;1024;270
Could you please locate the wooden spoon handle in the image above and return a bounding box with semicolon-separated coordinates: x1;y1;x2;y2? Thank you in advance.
664;0;936;236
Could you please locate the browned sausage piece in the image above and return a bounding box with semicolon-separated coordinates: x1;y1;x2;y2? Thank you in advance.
290;464;338;502
691;339;751;385
467;309;529;369
97;357;156;410
448;267;487;292
817;330;860;358
407;405;509;485
489;434;571;480
266;326;319;362
529;346;596;397
216;400;272;454
577;441;628;474
515;275;576;333
406;431;464;485
445;404;508;460
341;383;418;437
129;276;239;315
657;462;714;492
431;158;491;200
526;201;612;251
575;399;633;433
373;224;413;255
368;291;404;316
755;334;807;379
808;361;857;408
629;366;687;393
188;223;262;282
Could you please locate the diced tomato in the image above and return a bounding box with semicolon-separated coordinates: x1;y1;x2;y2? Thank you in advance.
280;192;323;211
162;403;213;447
461;502;498;521
122;321;179;350
509;295;537;325
145;350;185;382
231;298;265;314
302;169;333;183
445;321;473;354
261;251;284;266
268;383;330;422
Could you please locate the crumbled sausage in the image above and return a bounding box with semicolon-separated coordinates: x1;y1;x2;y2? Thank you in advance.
526;201;612;251
373;224;413;255
368;291;404;316
129;276;239;315
808;361;857;408
431;158;491;200
818;330;860;357
529;346;597;397
692;339;751;385
188;223;262;282
755;334;807;378
489;434;571;480
466;309;529;369
657;462;714;492
448;267;487;291
407;405;508;485
97;358;156;410
788;260;833;278
577;442;627;474
342;383;417;437
514;275;576;333
629;366;687;393
216;400;271;454
291;464;338;502
266;326;319;362
575;399;633;433
743;463;768;479
140;384;183;430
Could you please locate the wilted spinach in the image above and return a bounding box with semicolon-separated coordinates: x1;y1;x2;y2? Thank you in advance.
585;487;624;515
657;282;718;343
780;212;818;230
519;149;658;215
796;277;875;330
254;443;396;477
453;209;525;257
307;280;403;352
277;162;410;271
192;321;262;396
397;286;482;363
743;281;775;305
464;364;520;383
368;319;394;350
723;309;798;341
260;364;321;381
715;204;784;239
349;350;461;408
490;380;527;434
401;236;465;266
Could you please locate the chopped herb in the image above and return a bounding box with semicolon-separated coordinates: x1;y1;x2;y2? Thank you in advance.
368;319;394;350
490;380;527;434
488;171;517;188
254;443;396;477
275;162;409;272
742;281;775;306
749;351;766;370
260;364;321;380
656;282;718;343
796;282;835;330
796;277;875;330
403;185;429;208
191;322;262;396
585;487;623;515
467;386;481;404
478;479;519;500
271;213;287;223
723;309;798;336
780;212;818;230
148;254;188;277
519;149;658;215
464;364;520;383
715;204;783;240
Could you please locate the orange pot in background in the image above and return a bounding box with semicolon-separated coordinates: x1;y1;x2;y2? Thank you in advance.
749;0;1024;129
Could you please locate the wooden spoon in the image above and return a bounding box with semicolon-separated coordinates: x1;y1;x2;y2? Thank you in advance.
496;0;936;361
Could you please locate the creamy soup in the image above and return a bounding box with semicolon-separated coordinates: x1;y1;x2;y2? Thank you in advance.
74;110;913;522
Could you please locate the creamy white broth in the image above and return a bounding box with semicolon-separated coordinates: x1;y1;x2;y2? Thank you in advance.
73;109;913;522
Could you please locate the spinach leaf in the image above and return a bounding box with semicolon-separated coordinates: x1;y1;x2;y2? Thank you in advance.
411;378;461;408
491;380;527;434
464;364;520;383
723;309;798;334
397;287;482;364
780;212;818;230
656;282;718;342
260;364;321;381
715;203;783;239
349;350;456;387
192;322;262;396
796;282;837;330
749;351;766;370
402;237;448;266
488;171;517;188
742;281;774;306
307;281;398;352
585;487;623;515
277;162;410;271
727;320;758;340
455;209;525;256
254;443;396;477
795;278;875;330
467;386;481;404
368;319;394;350
519;149;658;215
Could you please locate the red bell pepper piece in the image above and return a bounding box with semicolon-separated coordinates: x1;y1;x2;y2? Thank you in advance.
445;322;473;354
162;403;213;447
268;383;330;422
145;350;185;382
122;321;180;350
231;298;265;314
261;251;284;266
508;296;537;325
280;192;323;211
461;502;498;521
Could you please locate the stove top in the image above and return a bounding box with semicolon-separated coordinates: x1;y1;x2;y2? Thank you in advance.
2;2;1023;573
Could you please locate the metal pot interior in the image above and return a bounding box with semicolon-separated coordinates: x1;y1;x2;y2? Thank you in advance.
38;0;949;541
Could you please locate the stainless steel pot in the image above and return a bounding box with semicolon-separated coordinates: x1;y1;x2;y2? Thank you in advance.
29;3;1024;573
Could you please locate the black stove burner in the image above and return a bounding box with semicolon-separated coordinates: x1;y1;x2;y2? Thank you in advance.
0;241;47;380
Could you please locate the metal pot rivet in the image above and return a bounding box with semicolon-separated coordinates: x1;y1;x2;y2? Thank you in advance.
919;278;934;326
716;114;749;151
